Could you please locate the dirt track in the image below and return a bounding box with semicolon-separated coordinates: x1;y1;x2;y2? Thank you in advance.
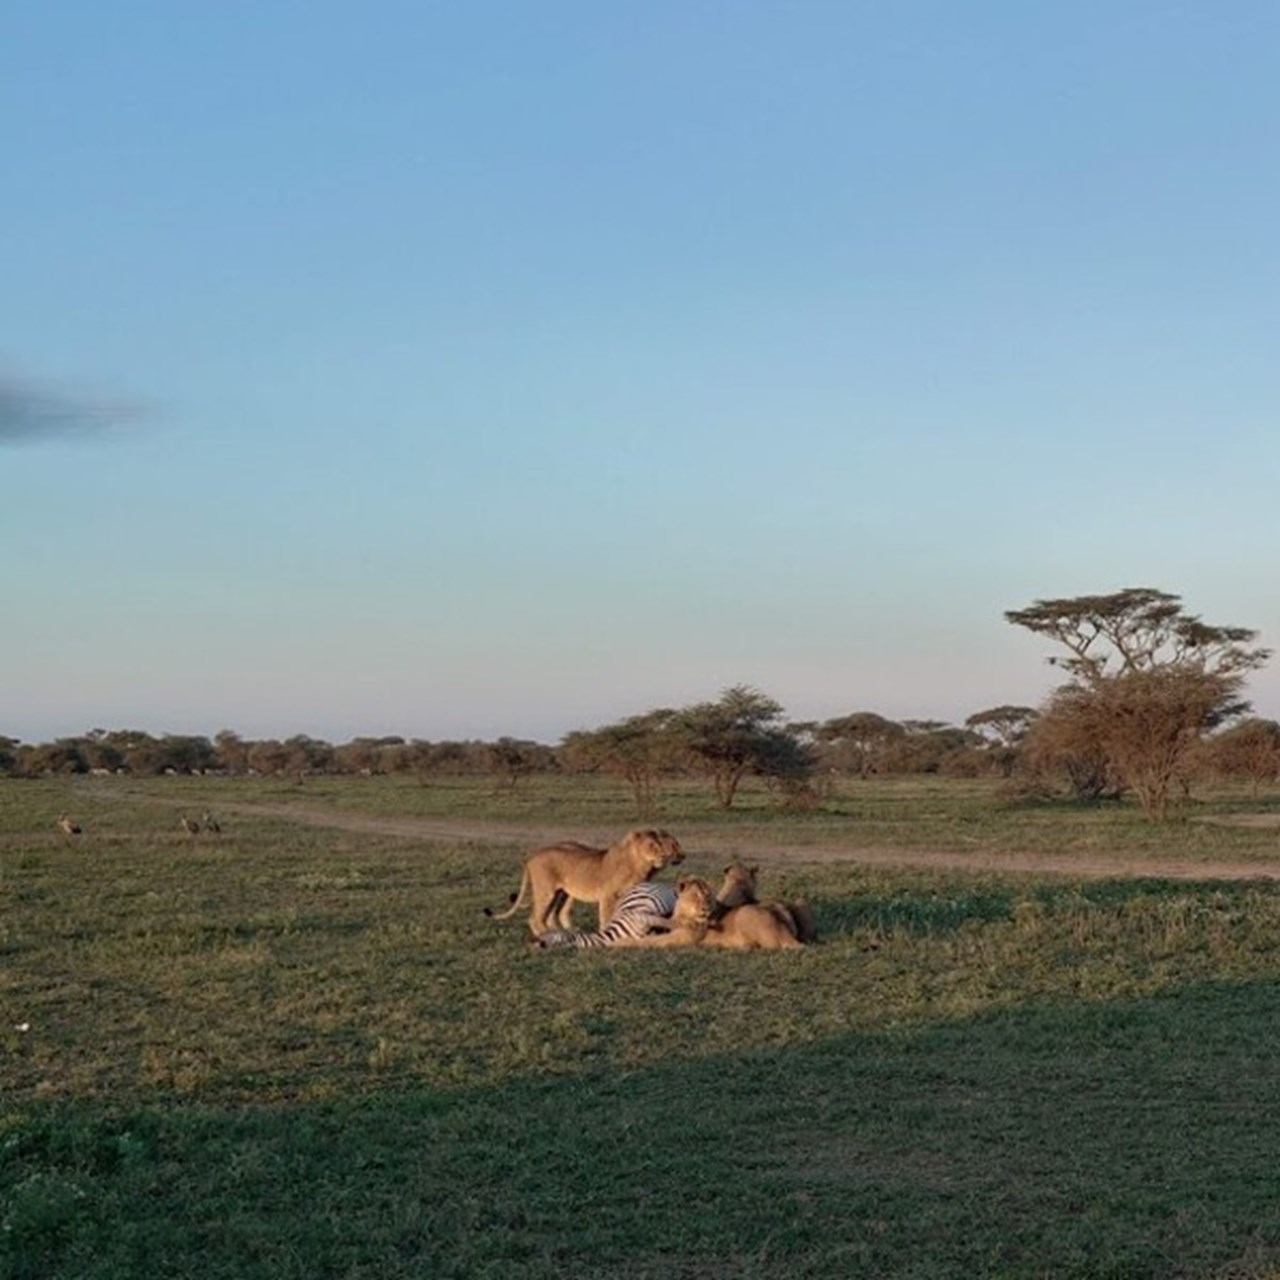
212;801;1280;883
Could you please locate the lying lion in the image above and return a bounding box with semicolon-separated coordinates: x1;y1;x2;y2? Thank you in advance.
714;861;818;945
534;878;803;952
484;828;684;936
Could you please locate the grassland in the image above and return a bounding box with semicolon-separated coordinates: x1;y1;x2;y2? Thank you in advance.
4;774;1280;1278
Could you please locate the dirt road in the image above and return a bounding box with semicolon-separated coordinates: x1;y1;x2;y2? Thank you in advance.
209;800;1280;882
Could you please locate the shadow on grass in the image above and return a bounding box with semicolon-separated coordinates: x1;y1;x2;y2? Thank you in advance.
6;979;1280;1280
812;876;1280;941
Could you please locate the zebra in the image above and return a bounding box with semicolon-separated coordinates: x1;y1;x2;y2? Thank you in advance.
534;882;679;949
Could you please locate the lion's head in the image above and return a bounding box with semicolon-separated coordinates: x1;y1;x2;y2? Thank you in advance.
625;828;684;870
673;877;716;928
715;861;759;911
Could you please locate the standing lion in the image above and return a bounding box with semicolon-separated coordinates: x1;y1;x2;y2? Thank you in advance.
484;828;684;935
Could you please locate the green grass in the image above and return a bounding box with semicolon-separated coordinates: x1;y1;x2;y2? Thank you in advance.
5;776;1280;1277
55;768;1280;862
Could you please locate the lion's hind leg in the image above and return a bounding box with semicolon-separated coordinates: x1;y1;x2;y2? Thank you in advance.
549;889;576;930
528;878;568;936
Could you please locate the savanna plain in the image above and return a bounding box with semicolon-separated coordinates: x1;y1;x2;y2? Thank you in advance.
5;774;1280;1279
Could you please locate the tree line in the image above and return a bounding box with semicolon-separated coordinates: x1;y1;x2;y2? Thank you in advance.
0;698;998;794
5;589;1277;821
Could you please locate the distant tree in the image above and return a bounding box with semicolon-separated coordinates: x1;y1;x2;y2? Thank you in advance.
885;721;979;775
815;712;905;777
377;741;417;775
1089;670;1234;819
965;705;1039;777
246;739;290;775
1017;688;1121;802
213;730;249;775
421;740;489;776
1007;588;1270;819
1204;718;1280;793
487;737;555;790
82;728;125;773
394;739;449;780
155;735;217;774
18;737;88;776
674;685;810;809
0;735;17;775
965;706;1038;749
107;730;162;774
561;710;681;818
282;734;333;776
1005;588;1267;685
332;737;401;773
753;727;821;807
333;739;372;774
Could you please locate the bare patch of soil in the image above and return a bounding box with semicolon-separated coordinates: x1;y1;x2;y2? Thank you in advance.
1198;813;1280;829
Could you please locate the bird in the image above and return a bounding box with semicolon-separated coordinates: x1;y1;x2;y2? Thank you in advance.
201;811;221;835
180;816;200;837
56;815;82;837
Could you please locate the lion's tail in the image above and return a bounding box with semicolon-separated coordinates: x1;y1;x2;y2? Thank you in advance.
483;865;531;920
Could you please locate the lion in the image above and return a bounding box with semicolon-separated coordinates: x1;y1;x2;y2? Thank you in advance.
615;875;803;952
580;876;716;949
484;828;684;935
702;900;804;950
713;860;818;944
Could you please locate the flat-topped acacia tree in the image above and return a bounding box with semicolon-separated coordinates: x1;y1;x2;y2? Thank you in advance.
674;685;813;810
1006;587;1271;819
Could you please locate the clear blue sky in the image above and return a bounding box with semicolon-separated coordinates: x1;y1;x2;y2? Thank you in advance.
5;2;1279;744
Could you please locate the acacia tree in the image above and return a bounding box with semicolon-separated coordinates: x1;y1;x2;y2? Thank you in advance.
213;729;249;775
487;737;555;790
1205;718;1280;793
560;710;681;818
1018;688;1119;802
965;705;1038;777
1006;588;1270;819
283;734;334;776
674;685;812;809
815;712;906;777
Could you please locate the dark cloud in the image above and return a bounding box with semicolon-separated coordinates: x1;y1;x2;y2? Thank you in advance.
0;373;141;444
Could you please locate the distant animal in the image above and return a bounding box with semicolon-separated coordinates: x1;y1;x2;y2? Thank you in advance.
714;860;818;944
55;815;82;837
484;828;684;935
180;816;200;837
201;812;221;835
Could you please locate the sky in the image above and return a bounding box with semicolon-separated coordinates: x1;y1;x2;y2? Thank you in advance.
4;1;1280;745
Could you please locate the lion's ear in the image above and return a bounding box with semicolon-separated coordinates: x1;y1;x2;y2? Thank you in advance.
723;863;733;875
676;879;688;891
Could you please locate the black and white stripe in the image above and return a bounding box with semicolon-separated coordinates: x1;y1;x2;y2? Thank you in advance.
536;882;678;949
